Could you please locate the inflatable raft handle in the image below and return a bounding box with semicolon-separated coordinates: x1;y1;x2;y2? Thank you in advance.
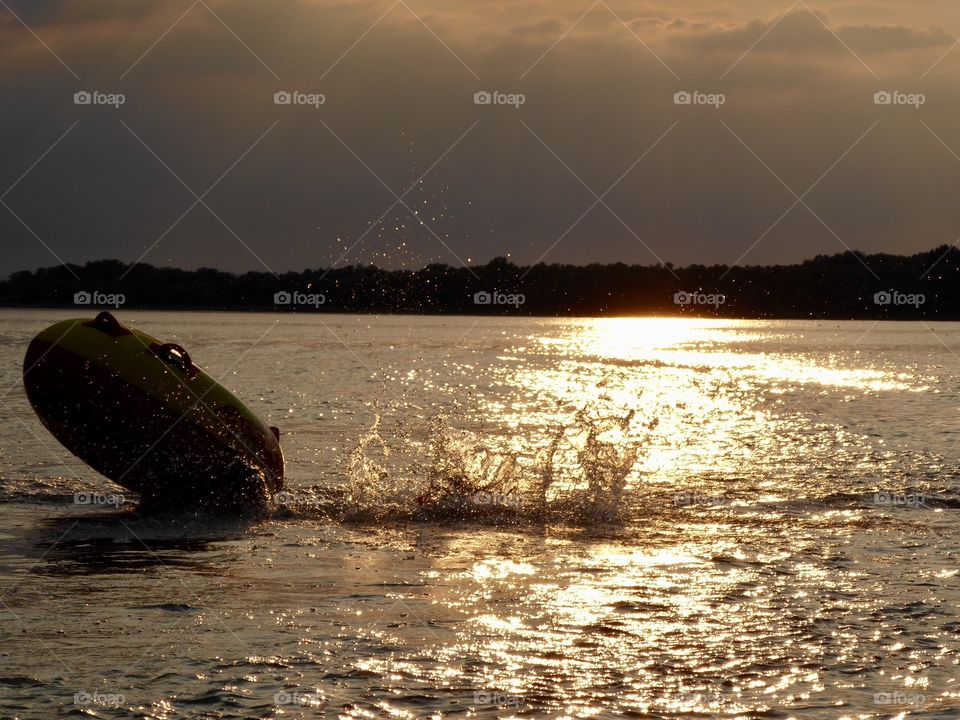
86;311;132;338
151;342;198;378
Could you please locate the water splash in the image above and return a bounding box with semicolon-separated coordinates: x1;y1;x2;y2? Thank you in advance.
342;406;658;525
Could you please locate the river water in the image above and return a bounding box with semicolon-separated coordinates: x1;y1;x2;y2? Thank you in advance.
2;310;960;718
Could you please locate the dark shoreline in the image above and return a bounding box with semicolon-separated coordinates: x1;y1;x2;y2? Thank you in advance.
0;305;954;322
2;247;957;320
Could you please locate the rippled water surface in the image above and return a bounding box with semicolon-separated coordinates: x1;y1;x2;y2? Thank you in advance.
3;310;960;718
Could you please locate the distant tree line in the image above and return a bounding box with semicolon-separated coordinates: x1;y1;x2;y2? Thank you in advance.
1;247;958;318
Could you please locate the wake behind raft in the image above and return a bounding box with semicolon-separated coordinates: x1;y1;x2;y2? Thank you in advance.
22;312;284;511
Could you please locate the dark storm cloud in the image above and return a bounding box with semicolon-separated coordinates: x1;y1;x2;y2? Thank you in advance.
510;18;566;38
674;8;953;54
839;23;954;52
2;0;960;276
1;0;162;28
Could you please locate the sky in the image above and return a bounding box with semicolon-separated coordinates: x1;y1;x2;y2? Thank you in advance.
2;0;960;275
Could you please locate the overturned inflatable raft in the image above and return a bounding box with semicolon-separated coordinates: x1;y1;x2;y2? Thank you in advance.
23;312;283;510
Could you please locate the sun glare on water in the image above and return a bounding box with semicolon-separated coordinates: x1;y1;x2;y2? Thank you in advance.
489;317;924;491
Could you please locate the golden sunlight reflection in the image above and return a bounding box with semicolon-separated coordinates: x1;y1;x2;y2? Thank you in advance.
482;317;928;489
426;530;853;718
468;559;537;580
6;311;957;720
549;318;920;392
